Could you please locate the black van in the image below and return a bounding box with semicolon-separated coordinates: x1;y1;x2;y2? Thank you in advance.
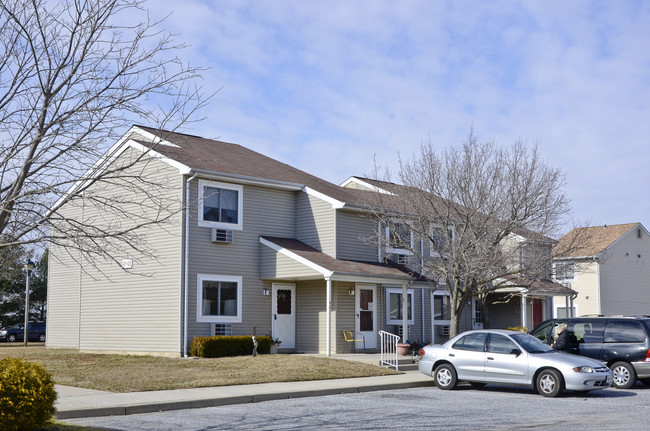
530;316;650;389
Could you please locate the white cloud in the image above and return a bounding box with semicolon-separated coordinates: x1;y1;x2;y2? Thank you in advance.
149;0;650;233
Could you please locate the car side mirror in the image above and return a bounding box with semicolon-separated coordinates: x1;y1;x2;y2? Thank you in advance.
510;348;522;357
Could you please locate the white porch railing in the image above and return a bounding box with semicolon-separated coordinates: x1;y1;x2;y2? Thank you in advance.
379;330;401;371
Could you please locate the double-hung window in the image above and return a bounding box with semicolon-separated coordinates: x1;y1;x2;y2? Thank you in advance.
554;261;576;282
197;274;242;323
198;180;243;230
430;224;453;257
385;223;413;255
385;287;415;325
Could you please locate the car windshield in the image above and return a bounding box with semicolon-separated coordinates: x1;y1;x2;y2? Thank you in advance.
511;333;554;353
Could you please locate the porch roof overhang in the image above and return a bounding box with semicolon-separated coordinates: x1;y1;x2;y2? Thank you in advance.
259;236;414;284
493;276;577;298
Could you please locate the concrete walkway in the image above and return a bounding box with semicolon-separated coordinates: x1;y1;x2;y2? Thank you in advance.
55;355;434;420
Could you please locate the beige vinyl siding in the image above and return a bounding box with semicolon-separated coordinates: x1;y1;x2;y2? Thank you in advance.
296;192;336;257
295;279;330;353
260;246;323;279
335;282;355;353
48;148;184;355
599;228;650;315
336;210;378;262
561;260;599;316
47;234;82;349
186;183;297;343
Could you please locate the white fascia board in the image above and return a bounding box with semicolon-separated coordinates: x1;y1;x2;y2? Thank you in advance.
126;140;190;174
304;186;346;209
192;168;304;191
339;177;394;194
260;237;334;277
329;274;412;284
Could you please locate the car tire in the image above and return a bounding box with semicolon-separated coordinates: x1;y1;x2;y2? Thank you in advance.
536;369;564;397
39;333;46;342
611;361;636;389
469;382;487;388
433;363;458;390
7;334;17;342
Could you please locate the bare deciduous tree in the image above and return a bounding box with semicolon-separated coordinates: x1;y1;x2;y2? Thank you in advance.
366;130;576;336
0;0;207;264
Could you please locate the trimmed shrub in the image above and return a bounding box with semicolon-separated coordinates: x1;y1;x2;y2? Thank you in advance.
0;357;57;431
507;326;528;333
190;335;272;358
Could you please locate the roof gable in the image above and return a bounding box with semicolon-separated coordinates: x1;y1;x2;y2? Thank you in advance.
554;222;645;258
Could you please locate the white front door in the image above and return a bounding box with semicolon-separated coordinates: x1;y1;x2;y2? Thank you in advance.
355;284;377;349
272;283;295;349
472;297;484;330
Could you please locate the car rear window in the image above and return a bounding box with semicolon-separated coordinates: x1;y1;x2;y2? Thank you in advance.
604;320;646;343
452;332;487;351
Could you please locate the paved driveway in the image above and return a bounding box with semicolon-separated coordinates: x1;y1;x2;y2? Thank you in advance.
67;382;649;430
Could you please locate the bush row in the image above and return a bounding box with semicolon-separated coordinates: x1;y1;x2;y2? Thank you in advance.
190;335;273;358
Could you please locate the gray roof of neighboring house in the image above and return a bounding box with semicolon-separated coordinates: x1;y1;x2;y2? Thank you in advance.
554;222;643;259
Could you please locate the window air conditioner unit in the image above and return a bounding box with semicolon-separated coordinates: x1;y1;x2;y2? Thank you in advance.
211;228;233;244
397;254;408;265
438;325;450;336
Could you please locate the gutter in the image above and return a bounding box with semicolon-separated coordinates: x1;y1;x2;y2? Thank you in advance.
183;172;198;357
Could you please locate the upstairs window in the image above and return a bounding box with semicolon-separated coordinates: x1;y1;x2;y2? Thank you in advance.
385;223;413;255
554;261;576;281
430;225;453;257
198;180;243;230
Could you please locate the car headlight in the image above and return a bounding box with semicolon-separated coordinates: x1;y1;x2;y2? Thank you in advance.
0;330;6;335
572;366;595;373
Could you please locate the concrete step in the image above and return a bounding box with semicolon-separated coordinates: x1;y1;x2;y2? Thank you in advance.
379;356;420;371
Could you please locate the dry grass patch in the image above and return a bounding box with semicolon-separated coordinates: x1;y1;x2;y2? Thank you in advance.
0;345;398;392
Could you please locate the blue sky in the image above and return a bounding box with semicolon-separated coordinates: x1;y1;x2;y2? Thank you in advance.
151;0;650;235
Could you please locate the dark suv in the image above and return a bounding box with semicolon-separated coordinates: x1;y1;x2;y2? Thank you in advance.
530;316;650;389
0;321;46;342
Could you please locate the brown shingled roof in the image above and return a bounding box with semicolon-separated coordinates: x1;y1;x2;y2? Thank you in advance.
134;126;374;207
261;236;412;280
554;223;641;258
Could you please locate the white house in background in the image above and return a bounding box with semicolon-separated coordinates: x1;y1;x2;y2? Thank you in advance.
553;222;650;317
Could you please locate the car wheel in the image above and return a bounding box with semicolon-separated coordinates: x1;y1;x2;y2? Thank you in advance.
469;382;487;388
39;333;46;342
433;363;458;390
7;334;16;342
611;361;636;389
536;369;564;397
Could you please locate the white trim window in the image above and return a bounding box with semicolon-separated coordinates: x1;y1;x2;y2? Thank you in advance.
385;287;415;325
433;291;451;322
554;261;577;282
430;224;453;257
197;274;243;323
385;222;413;255
198;180;243;230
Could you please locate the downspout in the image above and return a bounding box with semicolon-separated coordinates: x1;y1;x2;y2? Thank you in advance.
420;238;425;342
326;277;332;356
595;257;601;315
183;172;198;357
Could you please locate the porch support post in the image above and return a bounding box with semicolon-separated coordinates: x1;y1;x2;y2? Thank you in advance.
326;277;332;356
401;282;408;343
521;293;528;328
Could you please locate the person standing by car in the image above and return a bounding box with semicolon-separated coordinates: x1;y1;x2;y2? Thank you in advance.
551;324;570;351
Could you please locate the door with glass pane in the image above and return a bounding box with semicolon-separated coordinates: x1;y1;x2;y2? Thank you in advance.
355;284;377;349
272;284;295;349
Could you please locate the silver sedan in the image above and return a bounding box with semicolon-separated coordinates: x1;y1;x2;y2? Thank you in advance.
419;329;613;397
